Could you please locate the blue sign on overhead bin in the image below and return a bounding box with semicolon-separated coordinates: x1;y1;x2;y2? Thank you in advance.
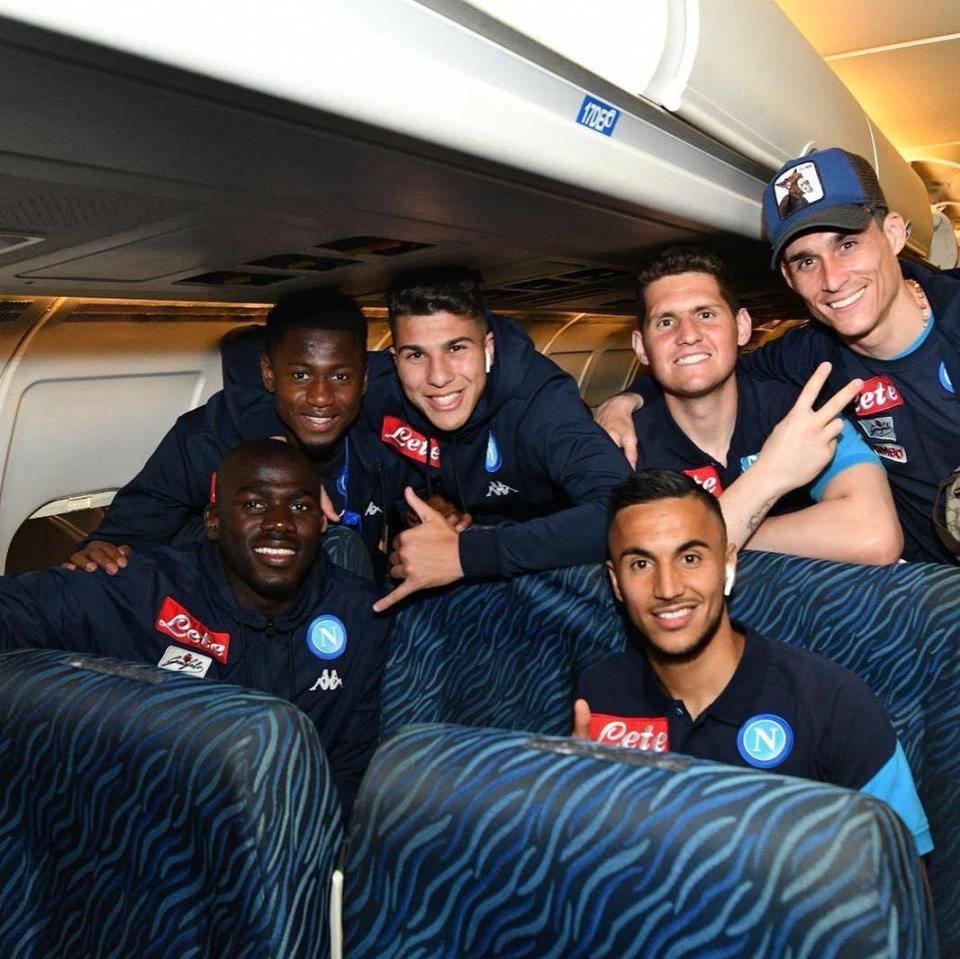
576;94;620;136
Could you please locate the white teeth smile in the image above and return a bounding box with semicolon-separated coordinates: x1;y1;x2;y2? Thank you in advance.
655;609;690;620
303;415;333;426
828;287;866;309
675;353;709;365
429;392;461;408
254;547;295;557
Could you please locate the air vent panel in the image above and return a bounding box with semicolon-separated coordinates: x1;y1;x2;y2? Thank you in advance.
174;271;287;288
246;254;359;272
317;235;433;257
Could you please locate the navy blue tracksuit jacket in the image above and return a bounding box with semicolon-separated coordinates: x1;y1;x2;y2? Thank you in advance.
360;313;631;578
0;542;390;818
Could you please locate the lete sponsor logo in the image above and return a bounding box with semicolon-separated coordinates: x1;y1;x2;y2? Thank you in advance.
683;465;723;497
380;415;441;466
590;713;669;752
155;597;230;663
855;375;903;416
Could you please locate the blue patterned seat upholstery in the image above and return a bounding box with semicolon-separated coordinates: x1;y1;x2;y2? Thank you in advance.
0;649;341;959
343;724;936;959
383;551;959;953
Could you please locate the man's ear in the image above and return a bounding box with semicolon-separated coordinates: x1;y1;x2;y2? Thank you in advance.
388;345;398;365
735;308;753;349
606;559;623;602
260;353;276;393
882;211;908;257
484;329;495;361
631;328;650;367
361;364;369;397
203;503;220;542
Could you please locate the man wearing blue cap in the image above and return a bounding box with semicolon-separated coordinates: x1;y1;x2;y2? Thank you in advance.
595;148;960;565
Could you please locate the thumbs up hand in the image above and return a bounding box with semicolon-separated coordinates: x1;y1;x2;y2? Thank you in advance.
372;487;465;612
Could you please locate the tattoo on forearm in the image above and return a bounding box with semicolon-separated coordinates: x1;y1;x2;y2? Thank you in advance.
746;498;777;533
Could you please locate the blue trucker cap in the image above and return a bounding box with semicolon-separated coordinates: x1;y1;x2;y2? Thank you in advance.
762;148;888;268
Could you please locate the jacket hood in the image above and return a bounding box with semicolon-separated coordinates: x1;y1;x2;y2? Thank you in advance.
364;312;552;441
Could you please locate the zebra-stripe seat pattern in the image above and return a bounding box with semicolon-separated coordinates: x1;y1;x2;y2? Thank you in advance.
0;649;341;959
384;550;959;952
343;724;936;959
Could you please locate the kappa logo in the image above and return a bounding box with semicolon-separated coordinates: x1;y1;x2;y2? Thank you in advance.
863;416;896;441
855;376;903;416
307;614;347;660
737;714;794;769
155;597;230;663
683;466;723;497
590;713;669;752
364;501;383;517
874;443;908;464
486;480;518;497
309;669;343;692
158;645;213;677
380;415;441;466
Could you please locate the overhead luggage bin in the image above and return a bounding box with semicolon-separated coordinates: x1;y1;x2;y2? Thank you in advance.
0;0;943;299
464;0;936;258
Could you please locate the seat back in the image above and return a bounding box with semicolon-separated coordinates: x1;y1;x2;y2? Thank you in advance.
343;724;936;959
383;551;960;952
383;563;623;736
733;552;960;954
0;649;341;959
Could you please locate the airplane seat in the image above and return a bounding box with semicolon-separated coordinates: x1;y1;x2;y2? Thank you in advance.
342;723;936;959
383;551;960;952
0;649;341;959
383;562;625;736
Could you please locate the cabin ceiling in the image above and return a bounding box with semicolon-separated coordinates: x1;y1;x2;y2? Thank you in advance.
775;0;960;241
0;13;781;316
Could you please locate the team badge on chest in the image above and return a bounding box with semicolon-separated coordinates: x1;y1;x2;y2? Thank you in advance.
307;614;348;660
737;713;793;768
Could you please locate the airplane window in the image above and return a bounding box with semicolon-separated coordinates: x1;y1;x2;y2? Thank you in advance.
6;501;112;574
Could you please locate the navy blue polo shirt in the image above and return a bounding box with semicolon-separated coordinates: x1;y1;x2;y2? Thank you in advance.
632;373;878;509
576;625;931;854
838;317;960;563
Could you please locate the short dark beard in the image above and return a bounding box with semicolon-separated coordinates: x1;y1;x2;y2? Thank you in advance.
634;601;725;666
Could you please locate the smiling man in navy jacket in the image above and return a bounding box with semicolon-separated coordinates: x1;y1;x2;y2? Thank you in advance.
0;439;389;819
66;288;386;576
369;266;631;612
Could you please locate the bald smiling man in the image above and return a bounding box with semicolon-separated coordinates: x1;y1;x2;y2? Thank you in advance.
0;439;390;818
